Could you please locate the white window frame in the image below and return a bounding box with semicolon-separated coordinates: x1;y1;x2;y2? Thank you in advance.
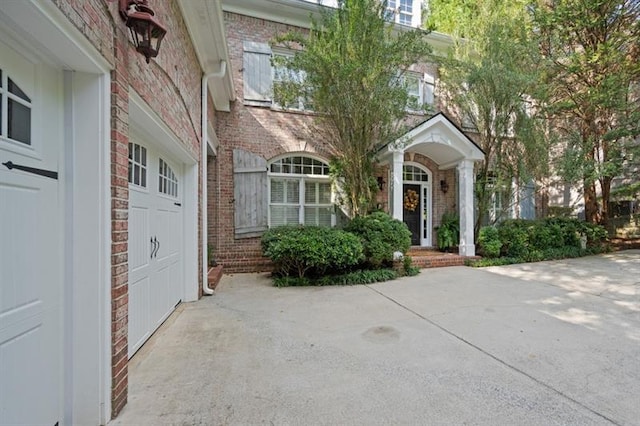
128;142;148;189
271;49;309;111
0;67;33;146
387;0;414;26
402;71;435;112
158;157;179;199
267;155;334;227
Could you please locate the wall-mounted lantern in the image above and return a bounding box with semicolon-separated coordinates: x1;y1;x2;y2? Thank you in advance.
119;0;167;64
377;176;386;190
440;179;449;194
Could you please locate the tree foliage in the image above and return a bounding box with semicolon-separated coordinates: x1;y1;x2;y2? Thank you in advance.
271;0;432;217
431;1;548;233
531;0;640;225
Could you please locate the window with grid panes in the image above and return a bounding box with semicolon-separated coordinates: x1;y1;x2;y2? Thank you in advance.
269;156;333;227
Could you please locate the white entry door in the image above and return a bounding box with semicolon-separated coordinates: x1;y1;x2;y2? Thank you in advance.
0;40;63;424
128;142;183;358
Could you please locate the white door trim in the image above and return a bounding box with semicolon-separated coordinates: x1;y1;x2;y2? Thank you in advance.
403;161;433;247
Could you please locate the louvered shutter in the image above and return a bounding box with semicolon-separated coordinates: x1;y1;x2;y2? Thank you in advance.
243;41;272;104
233;149;268;238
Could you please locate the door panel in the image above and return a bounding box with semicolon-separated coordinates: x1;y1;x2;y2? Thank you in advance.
403;184;421;245
128;146;183;358
0;41;62;425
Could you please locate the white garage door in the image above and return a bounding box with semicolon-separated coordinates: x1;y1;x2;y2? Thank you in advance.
0;41;63;424
128;141;184;358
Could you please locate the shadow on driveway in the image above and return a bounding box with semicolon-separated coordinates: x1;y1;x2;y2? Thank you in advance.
110;250;640;425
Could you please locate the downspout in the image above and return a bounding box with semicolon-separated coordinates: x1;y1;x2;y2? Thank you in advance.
202;61;226;295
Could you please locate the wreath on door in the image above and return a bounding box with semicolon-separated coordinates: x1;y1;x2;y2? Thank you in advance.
404;189;419;211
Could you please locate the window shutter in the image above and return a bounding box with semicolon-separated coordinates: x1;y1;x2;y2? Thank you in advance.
423;72;435;105
243;41;272;104
233;149;268;238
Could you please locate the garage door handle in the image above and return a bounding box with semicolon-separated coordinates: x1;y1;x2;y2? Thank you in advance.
2;161;58;180
150;237;159;259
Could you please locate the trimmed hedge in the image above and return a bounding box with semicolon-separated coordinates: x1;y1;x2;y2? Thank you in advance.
473;218;609;266
261;225;363;278
344;212;411;268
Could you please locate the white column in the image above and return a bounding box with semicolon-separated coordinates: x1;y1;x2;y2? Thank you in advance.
457;159;476;256
391;149;404;220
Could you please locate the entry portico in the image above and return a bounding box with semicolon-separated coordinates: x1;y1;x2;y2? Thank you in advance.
381;113;484;256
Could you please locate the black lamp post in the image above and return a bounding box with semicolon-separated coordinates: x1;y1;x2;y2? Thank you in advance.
119;0;167;63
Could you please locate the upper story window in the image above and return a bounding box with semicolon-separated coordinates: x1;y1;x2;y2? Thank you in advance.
402;71;435;111
158;158;178;198
272;51;310;111
387;0;414;26
128;142;147;188
0;68;32;145
268;155;333;227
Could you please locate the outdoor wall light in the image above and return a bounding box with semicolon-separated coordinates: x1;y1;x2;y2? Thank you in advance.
377;176;386;190
440;179;449;194
119;0;167;64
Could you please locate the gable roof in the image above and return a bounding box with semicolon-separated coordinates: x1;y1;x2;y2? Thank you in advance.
381;112;484;169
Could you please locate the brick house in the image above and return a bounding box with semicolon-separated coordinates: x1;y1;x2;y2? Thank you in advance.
0;0;232;423
208;0;484;275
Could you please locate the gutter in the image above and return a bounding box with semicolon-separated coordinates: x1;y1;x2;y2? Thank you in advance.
201;61;227;295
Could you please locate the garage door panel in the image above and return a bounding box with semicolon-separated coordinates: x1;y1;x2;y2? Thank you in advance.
128;276;151;357
1;314;58;425
128;145;184;359
129;205;150;273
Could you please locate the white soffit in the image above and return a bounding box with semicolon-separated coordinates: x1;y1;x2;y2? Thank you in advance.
177;0;236;112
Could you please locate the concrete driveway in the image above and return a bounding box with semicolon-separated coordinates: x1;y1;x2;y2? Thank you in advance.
110;251;640;425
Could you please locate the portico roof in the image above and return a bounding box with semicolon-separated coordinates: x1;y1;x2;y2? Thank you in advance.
381;112;484;169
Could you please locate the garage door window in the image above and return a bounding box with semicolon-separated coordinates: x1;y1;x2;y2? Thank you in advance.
0;69;32;145
128;143;147;188
159;158;178;198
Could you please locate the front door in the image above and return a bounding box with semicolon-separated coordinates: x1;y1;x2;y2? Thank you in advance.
403;183;421;245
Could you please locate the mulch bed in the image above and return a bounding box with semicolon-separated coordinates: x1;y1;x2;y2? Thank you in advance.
610;238;640;251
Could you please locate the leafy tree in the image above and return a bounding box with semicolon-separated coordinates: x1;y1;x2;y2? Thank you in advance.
271;0;432;217
431;1;548;234
531;0;640;225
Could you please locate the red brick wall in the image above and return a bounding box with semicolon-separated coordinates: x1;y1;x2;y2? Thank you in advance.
213;12;450;272
53;0;205;418
213;12;334;272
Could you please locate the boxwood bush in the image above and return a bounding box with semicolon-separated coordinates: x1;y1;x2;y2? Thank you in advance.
344;212;411;268
261;225;363;278
474;218;609;266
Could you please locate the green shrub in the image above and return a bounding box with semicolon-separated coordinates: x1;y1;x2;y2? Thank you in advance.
261;225;363;278
497;220;530;257
437;212;459;252
478;226;502;258
470;217;609;266
344;212;411;268
273;268;399;287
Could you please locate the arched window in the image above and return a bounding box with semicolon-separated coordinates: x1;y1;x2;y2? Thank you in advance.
268;155;333;227
403;164;429;182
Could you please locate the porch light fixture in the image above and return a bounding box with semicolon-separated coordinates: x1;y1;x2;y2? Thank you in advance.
440;179;449;194
377;176;386;190
119;0;167;64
